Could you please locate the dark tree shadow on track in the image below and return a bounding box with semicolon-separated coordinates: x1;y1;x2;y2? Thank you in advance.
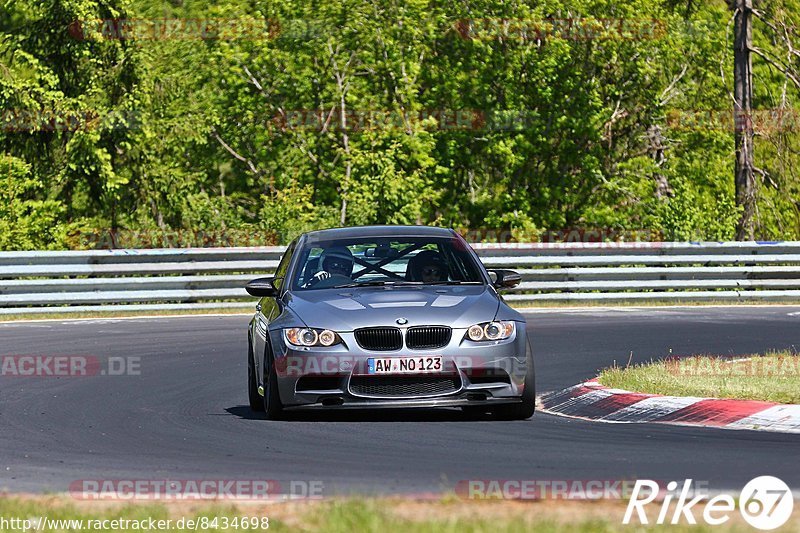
223;405;518;423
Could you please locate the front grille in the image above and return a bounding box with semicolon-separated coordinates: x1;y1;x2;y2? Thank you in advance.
406;326;452;350
355;327;402;351
349;375;461;397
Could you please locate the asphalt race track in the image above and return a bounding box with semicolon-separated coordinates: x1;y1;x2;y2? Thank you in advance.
1;307;799;496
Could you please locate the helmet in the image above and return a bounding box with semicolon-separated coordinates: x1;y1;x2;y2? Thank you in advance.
319;246;354;275
408;250;447;281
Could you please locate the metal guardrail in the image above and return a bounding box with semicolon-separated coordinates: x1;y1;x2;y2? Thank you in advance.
2;242;800;314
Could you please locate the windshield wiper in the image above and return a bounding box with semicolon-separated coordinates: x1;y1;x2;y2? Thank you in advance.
425;281;483;285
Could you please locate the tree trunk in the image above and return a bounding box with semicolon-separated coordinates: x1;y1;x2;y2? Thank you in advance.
329;45;353;227
732;0;755;240
647;125;672;199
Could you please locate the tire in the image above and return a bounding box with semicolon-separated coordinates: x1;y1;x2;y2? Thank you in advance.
262;345;285;420
491;341;536;420
247;340;264;412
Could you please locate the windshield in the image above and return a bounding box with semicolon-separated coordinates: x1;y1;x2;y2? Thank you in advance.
291;235;485;290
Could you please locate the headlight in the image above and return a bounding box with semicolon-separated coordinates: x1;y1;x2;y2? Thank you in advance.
466;321;515;342
285;328;341;347
318;329;337;346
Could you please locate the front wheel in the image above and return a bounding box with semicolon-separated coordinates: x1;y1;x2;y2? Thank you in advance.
262;347;285;420
248;341;264;412
491;341;536;420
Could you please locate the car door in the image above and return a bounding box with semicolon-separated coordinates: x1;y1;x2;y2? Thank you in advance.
253;239;297;382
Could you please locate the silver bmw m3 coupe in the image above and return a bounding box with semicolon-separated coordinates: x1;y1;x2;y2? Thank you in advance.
245;225;534;420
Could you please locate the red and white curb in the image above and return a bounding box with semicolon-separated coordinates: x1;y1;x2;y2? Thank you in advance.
539;379;800;434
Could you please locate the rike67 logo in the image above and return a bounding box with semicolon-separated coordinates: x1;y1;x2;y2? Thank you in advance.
624;476;794;530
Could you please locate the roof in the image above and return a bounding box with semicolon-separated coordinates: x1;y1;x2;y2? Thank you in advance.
301;225;456;241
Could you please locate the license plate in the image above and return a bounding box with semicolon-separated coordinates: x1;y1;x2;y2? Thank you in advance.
367;356;443;374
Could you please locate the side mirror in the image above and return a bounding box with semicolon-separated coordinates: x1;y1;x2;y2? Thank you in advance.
245;277;279;297
489;269;521;290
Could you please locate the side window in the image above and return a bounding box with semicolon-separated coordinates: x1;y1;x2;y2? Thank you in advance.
297;247;323;286
440;245;479;281
272;240;297;291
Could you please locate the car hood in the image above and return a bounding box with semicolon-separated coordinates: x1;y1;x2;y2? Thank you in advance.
286;285;501;331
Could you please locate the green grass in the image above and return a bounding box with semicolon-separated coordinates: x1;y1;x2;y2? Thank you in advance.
299;499;608;533
510;299;800;308
598;351;800;404
0;308;252;322
0;495;792;532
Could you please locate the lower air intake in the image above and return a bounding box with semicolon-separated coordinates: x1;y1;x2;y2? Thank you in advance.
349;375;461;397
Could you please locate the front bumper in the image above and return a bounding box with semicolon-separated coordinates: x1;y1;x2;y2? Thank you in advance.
285;396;522;410
271;325;530;409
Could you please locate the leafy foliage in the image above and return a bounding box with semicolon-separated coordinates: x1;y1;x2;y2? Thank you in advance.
1;0;800;248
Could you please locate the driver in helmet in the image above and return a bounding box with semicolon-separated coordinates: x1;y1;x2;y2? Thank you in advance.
409;250;448;283
305;246;354;287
